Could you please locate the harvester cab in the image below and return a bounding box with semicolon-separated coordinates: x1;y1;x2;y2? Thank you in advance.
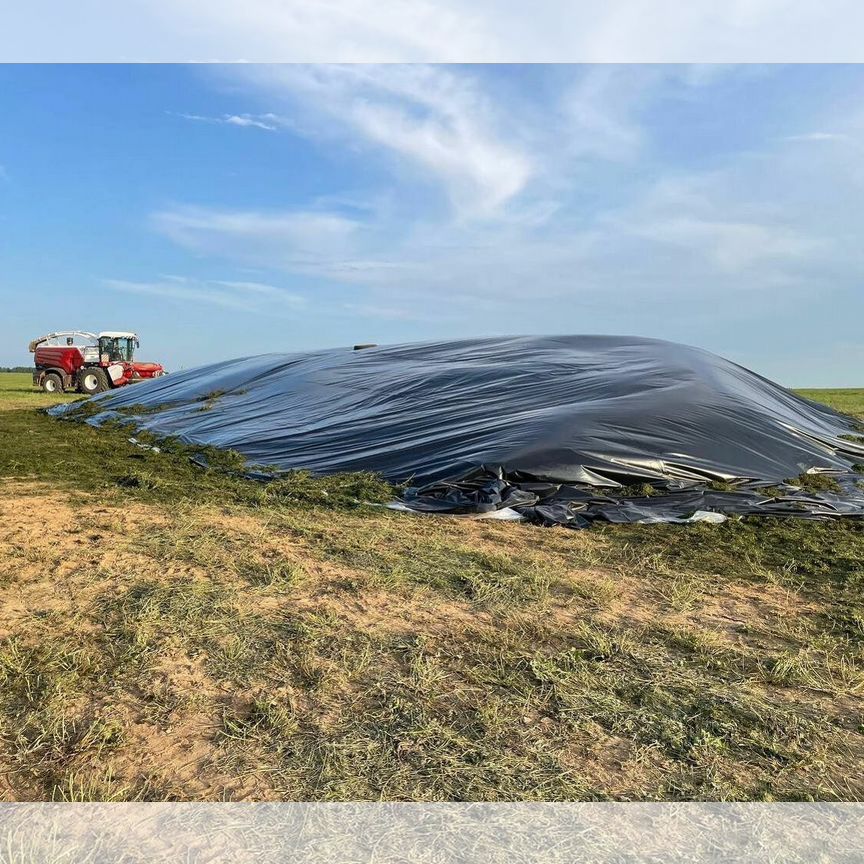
30;330;165;394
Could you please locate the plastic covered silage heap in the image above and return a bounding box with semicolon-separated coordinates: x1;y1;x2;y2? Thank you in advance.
50;335;864;527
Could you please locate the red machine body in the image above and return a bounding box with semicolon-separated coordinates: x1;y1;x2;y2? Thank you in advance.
30;330;166;394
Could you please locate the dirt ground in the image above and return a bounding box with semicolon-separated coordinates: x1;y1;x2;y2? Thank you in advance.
2;477;863;801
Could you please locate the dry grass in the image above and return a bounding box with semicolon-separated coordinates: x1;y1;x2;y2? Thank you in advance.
0;372;863;801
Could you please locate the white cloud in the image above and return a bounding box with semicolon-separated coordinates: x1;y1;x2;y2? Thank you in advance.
148;126;848;315
149;196;828;309
215;64;764;225
605;170;833;275
558;66;655;162
235;64;533;217
176;111;279;131
782;132;850;143
151;206;364;267
341;302;425;321
223;114;278;130
143;63;864;363
104;275;306;313
627;216;826;273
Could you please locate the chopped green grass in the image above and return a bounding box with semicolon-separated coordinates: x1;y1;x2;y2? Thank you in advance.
784;472;844;494
614;482;658;497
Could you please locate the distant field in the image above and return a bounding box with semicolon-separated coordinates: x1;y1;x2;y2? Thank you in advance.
796;388;864;420
0;372;81;407
0;371;862;803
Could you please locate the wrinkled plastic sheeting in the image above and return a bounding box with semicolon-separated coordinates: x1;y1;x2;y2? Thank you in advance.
401;465;864;528
50;335;864;527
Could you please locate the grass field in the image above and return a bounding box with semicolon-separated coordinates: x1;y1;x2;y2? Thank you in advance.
1;371;863;802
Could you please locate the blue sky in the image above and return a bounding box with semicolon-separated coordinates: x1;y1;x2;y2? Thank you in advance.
1;63;863;384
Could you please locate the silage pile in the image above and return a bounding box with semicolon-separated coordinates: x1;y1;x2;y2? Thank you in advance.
51;335;864;527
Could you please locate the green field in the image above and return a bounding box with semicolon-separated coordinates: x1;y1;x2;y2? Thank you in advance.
0;371;862;802
795;389;864;419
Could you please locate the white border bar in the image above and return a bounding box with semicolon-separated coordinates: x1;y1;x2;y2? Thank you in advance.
3;1;864;62
1;803;862;862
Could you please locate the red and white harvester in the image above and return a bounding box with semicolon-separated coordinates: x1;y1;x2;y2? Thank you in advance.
29;330;165;394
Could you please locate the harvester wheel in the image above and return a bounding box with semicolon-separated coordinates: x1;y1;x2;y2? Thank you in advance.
78;367;109;395
42;372;63;394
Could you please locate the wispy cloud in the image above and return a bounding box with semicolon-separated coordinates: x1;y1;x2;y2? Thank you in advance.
151;206;369;273
142;63;864;368
217;64;759;223
558;66;655;162
781;131;850;143
341;302;424;321
148;192;831;313
627;215;826;274
175;111;280;131
605;170;832;275
234;64;534;217
104;275;306;312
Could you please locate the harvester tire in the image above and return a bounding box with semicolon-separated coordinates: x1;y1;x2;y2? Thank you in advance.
42;372;63;394
79;368;109;395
